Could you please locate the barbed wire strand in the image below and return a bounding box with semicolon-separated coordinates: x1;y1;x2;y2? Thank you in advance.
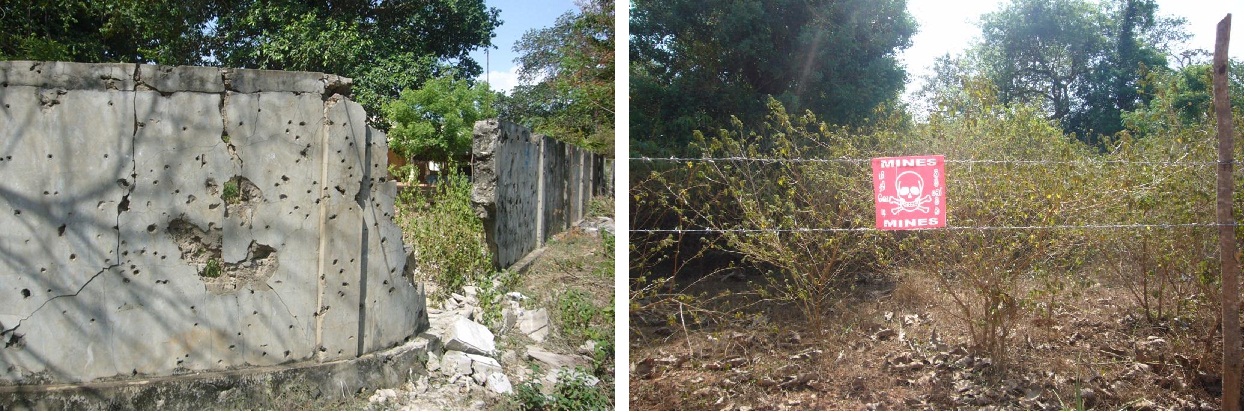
630;222;1239;234
630;156;1233;166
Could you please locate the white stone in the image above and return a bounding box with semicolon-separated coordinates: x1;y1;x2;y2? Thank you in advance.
486;372;514;394
463;353;502;386
426;352;442;373
501;306;522;334
527;345;587;369
369;388;398;404
442;350;474;377
579;340;598;355
468;353;503;381
518;308;550;342
443;317;495;355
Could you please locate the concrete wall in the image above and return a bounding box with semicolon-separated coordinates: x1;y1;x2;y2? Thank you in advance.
470;119;608;269
0;61;426;386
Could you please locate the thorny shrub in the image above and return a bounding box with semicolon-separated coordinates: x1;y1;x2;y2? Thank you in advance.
632;98;899;334
630;77;1243;373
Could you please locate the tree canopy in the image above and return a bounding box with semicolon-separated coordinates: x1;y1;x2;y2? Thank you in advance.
383;72;497;163
629;0;916;156
0;0;501;125
920;0;1194;147
498;0;615;156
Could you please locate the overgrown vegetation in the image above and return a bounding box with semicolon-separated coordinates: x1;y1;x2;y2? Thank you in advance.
515;367;612;411
629;0;916;156
384;72;498;163
556;288;614;346
631;61;1242;407
395;165;491;301
221;179;240;205
201;258;221;279
498;197;615;411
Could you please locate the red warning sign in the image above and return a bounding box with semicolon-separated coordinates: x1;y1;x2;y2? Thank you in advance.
872;155;946;230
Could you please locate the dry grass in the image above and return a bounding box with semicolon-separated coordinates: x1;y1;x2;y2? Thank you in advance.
630;267;1224;410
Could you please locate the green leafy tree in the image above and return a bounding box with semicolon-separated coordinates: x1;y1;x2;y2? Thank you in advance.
973;0;1180;147
503;0;615;155
383;73;497;163
1123;60;1244;136
0;0;216;64
208;0;501;125
0;0;502;128
629;0;916;156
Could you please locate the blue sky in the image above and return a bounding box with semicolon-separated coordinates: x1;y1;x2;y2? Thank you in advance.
468;0;578;94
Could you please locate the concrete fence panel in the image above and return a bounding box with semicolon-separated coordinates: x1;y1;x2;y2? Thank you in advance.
0;61;427;387
471;120;609;270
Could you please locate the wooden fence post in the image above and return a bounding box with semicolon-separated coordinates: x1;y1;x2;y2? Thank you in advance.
1212;13;1242;412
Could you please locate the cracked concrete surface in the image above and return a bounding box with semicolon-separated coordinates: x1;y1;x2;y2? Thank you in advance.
0;61;426;386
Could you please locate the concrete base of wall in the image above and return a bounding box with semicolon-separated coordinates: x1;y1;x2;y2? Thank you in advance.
0;337;434;410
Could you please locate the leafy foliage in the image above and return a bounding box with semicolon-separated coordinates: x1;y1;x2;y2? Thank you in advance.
501;0;615;155
384;72;497;163
0;0;216;64
932;0;1195;147
221;179;241;205
1124;61;1245;136
395;165;491;300
629;0;916;156
514;368;612;411
202;258;222;279
209;0;500;121
556;288;613;343
0;0;501;127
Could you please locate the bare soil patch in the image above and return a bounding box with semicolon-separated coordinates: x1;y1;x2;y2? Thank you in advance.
630;269;1224;410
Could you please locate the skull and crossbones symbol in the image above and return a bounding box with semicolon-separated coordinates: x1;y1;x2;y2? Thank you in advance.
882;171;932;214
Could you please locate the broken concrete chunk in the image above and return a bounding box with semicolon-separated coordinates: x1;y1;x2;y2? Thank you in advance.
426;352;442;374
501;306;521;334
518;308;550;342
441;350;474;377
468;354;502;385
443;317;495;356
486;372;514;394
527;345;588;369
578;340;598;355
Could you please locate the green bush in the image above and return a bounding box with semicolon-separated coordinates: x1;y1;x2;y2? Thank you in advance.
644;97;893;334
556;289;611;341
514;368;612;411
395;165;492;300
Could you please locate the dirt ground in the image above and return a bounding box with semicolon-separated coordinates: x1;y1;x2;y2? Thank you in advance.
630;267;1226;410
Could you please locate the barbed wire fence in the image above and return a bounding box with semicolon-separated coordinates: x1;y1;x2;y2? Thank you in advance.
628;155;1241;234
